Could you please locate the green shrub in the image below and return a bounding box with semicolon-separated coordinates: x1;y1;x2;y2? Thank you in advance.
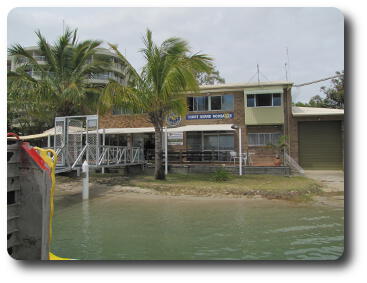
212;168;230;182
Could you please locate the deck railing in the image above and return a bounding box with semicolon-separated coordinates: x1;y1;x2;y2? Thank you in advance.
53;144;144;173
146;150;287;167
284;152;304;174
147;150;234;163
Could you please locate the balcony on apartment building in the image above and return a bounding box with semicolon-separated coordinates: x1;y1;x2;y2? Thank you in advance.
25;70;56;80
87;72;126;84
14;55;47;65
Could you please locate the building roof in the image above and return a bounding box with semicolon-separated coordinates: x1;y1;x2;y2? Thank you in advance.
99;127;155;134
198;81;293;93
168;124;234;132
8;124;235;140
7;126;86;140
292;106;344;117
99;124;234;134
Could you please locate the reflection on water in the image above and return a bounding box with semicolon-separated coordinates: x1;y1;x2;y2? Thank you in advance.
51;196;344;260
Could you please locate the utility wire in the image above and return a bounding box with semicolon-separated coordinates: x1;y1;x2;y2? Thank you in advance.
247;71;258;83
294;74;343;87
260;71;270;82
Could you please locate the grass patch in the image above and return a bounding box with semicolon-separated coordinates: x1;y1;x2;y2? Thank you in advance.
212;168;231;182
61;172;323;202
125;173;322;201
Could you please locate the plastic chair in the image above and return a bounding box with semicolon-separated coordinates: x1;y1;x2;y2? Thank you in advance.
230;151;239;165
247;152;255;166
241;153;248;166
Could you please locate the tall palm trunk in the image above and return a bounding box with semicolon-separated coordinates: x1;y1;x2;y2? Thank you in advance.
154;126;165;180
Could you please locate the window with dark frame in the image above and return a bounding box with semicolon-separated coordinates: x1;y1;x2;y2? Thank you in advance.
196;96;209;111
210;96;222;110
248;133;282;146
186;132;202;150
186;132;235;151
273;93;281;106
222;95;234;110
247;94;255;107
256;93;272;106
187;97;194;111
246;93;282;107
187;94;234;111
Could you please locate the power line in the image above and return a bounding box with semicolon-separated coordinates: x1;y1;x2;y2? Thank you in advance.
247;71;258;83
260;71;271;82
293;74;342;87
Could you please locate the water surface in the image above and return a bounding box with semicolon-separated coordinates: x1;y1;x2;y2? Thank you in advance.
51;196;344;260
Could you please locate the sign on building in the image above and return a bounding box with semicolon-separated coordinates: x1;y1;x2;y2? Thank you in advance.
167;113;182;127
186;113;234;120
167;132;183;145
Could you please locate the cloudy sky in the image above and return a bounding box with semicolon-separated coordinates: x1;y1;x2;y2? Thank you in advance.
7;7;344;102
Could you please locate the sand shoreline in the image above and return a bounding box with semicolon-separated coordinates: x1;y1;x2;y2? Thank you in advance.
54;176;344;209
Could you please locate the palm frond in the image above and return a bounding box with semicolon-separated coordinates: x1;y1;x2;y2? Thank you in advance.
35;30;57;72
108;43;141;82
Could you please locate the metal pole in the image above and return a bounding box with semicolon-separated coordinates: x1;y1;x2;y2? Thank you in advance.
82;160;89;200
96;116;99;167
47;134;51;148
239;127;242;176
165;127;168;175
102;129;106;174
86;121;89;164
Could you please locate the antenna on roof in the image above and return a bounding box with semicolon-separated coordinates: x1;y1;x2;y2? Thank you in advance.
257;64;260;84
285;47;290;81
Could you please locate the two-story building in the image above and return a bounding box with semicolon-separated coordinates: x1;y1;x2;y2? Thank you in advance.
99;81;344;170
99;82;292;169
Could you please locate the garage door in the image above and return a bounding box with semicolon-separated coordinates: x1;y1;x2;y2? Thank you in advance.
299;121;343;169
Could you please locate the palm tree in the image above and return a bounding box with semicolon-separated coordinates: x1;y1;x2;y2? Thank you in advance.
7;27;112;133
99;29;213;180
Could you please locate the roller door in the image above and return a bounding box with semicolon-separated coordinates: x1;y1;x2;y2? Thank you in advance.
299;121;343;169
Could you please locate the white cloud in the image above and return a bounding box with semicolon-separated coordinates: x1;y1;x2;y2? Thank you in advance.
7;7;344;102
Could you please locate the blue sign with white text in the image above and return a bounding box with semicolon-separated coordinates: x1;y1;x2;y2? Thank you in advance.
186;113;234;120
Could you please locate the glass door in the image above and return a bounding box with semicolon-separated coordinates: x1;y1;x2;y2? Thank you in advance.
203;133;219;161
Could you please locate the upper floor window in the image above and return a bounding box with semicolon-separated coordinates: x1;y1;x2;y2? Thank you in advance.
188;94;234;111
248;133;281;146
246;93;281;107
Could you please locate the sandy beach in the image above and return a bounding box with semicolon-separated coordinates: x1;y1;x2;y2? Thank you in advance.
54;174;344;209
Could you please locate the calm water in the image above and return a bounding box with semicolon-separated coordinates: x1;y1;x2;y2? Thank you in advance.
51;196;344;260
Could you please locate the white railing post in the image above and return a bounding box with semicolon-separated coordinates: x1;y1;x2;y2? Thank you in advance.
107;148;110;166
82;160;89;200
165;127;168;175
102;129;105;174
239;127;242;176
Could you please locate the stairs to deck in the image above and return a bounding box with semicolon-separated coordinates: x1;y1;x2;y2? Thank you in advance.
248;147;278;167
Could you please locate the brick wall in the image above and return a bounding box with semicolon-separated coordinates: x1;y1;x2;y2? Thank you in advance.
99;91;244;128
99;112;152;128
183;91;244;125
